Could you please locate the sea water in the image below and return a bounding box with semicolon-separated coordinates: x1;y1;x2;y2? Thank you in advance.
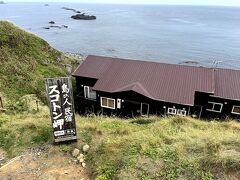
0;2;240;69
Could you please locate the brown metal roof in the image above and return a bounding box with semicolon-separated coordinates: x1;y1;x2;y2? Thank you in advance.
214;69;240;101
73;55;217;105
72;55;114;79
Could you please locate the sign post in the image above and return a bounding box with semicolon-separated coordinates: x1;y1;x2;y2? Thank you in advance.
46;77;77;143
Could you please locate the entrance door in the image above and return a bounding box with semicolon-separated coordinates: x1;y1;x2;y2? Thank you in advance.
141;103;149;116
190;105;203;118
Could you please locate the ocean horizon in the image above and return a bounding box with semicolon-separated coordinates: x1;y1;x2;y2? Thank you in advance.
1;2;240;69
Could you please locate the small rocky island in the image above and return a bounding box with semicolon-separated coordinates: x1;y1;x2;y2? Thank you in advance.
62;7;96;20
0;1;5;4
43;21;68;29
71;14;96;20
43;6;96;30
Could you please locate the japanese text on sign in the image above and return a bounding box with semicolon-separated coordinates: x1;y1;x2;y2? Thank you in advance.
46;77;77;143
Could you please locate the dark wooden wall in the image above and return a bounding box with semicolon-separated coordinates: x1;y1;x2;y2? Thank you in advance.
75;77;240;120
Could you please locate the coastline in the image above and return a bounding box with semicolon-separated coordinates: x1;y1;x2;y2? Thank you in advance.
63;52;85;63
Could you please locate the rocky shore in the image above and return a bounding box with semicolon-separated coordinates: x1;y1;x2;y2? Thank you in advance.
64;52;85;62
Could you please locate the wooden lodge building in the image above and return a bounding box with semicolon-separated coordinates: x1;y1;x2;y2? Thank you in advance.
72;55;240;119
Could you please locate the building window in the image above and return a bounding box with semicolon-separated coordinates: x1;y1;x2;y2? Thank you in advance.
177;109;187;116
206;102;223;113
84;86;96;100
167;108;177;115
100;97;115;109
232;106;240;115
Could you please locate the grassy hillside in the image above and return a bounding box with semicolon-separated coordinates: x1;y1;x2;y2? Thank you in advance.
0;21;74;105
1;110;240;179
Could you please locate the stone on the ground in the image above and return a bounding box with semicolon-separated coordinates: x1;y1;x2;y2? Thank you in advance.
79;158;84;163
82;162;86;168
64;170;68;174
77;153;84;160
82;144;90;152
72;148;80;157
0;156;5;161
73;159;78;164
0;149;5;161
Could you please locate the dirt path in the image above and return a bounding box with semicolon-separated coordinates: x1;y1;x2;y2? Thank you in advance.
0;146;91;180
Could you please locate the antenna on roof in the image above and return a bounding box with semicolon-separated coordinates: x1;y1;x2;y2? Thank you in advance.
212;60;222;69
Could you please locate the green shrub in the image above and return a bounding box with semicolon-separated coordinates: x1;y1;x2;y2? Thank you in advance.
60;144;72;153
79;126;98;143
31;126;52;143
0;117;7;127
0;129;15;150
131;118;156;125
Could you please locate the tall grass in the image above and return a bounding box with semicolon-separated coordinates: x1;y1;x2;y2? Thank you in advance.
77;115;240;179
0;112;240;179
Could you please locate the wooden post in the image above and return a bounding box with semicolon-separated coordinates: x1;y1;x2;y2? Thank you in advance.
199;106;203;119
36;100;39;112
0;97;3;108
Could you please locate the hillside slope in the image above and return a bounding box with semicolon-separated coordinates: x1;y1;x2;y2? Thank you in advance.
0;21;75;105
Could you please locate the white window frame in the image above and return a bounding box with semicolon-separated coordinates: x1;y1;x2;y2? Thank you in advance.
177;109;187;116
100;97;115;109
141;103;149;116
206;102;223;113
167;108;177;115
231;105;240;115
84;86;89;98
84;86;97;100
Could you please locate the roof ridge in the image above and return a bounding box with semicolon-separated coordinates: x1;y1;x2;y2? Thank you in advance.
132;82;155;99
113;81;155;99
113;82;136;92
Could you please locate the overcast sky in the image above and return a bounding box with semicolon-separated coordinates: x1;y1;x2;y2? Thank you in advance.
4;0;240;6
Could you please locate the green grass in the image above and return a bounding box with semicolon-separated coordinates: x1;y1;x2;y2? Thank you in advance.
1;112;240;179
0;21;75;105
0;113;52;157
